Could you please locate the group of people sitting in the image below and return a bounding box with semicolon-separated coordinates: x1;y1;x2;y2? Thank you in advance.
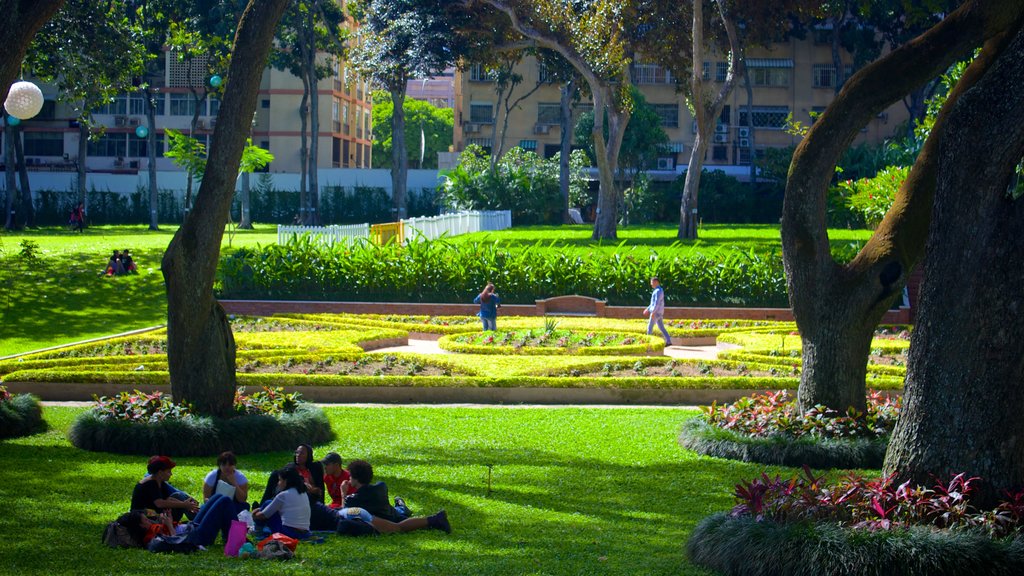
115;445;451;551
103;249;138;277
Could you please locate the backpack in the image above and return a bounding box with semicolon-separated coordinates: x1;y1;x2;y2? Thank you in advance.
147;534;199;554
102;521;142;548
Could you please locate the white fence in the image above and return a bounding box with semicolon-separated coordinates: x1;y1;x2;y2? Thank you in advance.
275;210;512;245
402;210;512;242
277;223;371;244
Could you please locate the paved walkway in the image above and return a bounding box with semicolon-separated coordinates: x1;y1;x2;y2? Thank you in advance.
371;339;741;359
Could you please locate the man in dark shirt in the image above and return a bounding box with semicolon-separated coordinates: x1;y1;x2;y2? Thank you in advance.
341;460;409;522
130;456;199;521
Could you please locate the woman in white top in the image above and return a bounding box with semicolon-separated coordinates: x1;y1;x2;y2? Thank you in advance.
202;451;250;513
253;464;311;538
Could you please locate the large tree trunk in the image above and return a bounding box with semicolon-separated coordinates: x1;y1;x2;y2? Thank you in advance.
0;1;64;97
161;0;289;417
13;129;31;226
780;0;1023;413
4;120;16;229
76;121;88;210
590;84;627;240
144;88;159;230
306;4;320;226
884;25;1024;508
390;84;409;220
743;65;755;185
239;171;252;228
298;74;309;224
559;78;574;224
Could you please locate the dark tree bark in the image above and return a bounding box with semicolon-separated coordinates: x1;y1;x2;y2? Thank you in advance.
884;24;1024;508
559;77;574;224
76;121;88;208
780;0;1024;413
298;73;309;224
4;119;16;230
239;171;252;229
161;0;289;417
0;1;64;98
589;83;627;240
143;87;159;230
305;1;320;225
13;127;31;226
390;83;409;220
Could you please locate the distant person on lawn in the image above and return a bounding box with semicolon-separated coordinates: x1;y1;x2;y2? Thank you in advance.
69;202;85;232
643;276;672;347
121;249;138;274
333;459;448;536
473;282;501;331
131;456;199;522
201;451;250;513
104;250;125;276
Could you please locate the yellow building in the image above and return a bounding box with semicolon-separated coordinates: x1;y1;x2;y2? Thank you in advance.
454;35;907;174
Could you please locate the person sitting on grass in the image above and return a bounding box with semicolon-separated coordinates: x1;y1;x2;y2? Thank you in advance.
202;451;249;513
260;444;325;508
121;249;138;274
104;250;125;277
322;452;354;509
253;464;312;540
332;459;449;536
119;493;238;548
131;456;199;522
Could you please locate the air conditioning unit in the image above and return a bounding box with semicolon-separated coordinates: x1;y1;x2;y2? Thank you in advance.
715;123;728;134
464;123;479;134
113;157;125;168
196;120;206;130
738;127;750;138
713;133;728;144
739;138;750;148
114;115;128;127
533;124;550;135
129;117;141;126
656;157;674;170
128;160;140;169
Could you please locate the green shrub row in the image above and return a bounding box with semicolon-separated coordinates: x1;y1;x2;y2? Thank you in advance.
0;394;47;439
68;403;333;456
526;356;797;377
719;350;908;377
217;235;789;307
436;333;663;356
688;513;1024;576
677;418;888;469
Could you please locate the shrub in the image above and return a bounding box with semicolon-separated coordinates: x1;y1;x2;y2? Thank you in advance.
0;386;46;439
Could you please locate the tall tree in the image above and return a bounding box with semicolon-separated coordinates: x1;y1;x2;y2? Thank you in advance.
370;90;453;170
161;0;289;417
353;0;472;220
780;0;1024;413
468;0;633;240
29;0;147;216
884;23;1024;507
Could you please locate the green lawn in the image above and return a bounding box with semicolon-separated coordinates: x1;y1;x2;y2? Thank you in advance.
0;405;815;575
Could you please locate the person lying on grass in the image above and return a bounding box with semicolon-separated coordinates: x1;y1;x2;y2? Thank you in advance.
332;459;449;536
202;451;250;514
131;456;199;522
119;493;238;548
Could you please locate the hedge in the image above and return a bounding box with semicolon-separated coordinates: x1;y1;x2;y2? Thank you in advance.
0;394;47;439
68;403;333;456
436;333;663;356
688;513;1024;576
677;417;888;470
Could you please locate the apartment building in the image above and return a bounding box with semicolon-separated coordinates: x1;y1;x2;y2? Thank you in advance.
454;34;908;173
5;34;370;175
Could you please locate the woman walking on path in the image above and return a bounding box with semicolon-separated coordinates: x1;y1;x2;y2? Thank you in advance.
643;276;672;347
473;283;501;331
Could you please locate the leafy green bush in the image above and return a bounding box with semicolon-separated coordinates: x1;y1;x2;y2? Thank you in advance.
835;165;909;228
0;386;46;439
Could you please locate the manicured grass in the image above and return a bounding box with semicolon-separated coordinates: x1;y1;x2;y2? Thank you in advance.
0;405;811;575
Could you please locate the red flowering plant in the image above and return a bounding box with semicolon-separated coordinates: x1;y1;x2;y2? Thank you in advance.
234;386;301;416
703;390;900;440
92;390;193;423
730;466;1024;537
0;385;12;403
838;165;908;228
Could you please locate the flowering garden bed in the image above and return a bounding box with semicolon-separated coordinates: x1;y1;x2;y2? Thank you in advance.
68;387;333;455
438;330;662;356
678;390;899;469
0;385;46;439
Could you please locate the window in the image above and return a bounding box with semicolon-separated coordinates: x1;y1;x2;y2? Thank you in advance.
702;62;710;81
87;133;128;157
128;134;164;158
332;98;341;133
23;132;63;156
97;94;129;115
469;102;493;123
356;143;364;167
736;146;753;165
752;67;790;87
129;94;164;116
652;104;679;128
573;103;594;119
518;139;537;151
538;61;554;83
342;103;350;135
631;63;672;85
469;64;486;82
537;102;561;125
715;62;728;83
169;94;196;116
738;106;790;129
812;64;855;89
261;99;270;109
208;97;220;116
712;145;728;161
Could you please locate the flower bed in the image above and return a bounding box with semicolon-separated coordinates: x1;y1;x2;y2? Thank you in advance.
0;385;46;439
68;387;333;455
542;358;795;379
688;469;1024;576
679;390;899;468
438;330;662;356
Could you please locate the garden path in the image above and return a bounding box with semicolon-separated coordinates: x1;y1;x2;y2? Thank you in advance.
371;339;741;360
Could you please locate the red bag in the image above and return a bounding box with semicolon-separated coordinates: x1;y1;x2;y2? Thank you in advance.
257;533;298;552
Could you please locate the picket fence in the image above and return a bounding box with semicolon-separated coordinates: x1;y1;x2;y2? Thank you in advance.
277;210;512;245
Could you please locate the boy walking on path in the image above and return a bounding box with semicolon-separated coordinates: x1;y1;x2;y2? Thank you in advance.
643;277;672;347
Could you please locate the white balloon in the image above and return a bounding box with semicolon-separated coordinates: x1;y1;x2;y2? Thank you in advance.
4;81;44;120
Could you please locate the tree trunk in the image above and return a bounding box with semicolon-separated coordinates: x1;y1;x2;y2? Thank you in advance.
144;88;159;230
76;121;88;209
743;64;755;185
4;119;16;229
298;74;309;224
679;133;707;240
161;0;289;417
884;24;1024;508
13;128;31;227
306;4;320;225
590;85;627;240
239;171;252;228
390;84;408;220
780;1;1023;413
559;78;574;224
490;78;507;169
831;8;847;94
0;1;64;98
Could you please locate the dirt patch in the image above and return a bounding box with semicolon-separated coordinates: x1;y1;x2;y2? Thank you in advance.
237;357;460;376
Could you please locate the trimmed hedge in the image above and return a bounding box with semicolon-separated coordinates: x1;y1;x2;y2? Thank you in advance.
0;394;47;439
68;403;333;456
436;333;663;356
678;417;888;469
688;513;1024;576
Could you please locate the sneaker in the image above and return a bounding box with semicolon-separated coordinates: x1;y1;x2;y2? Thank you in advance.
394;497;406;509
427;510;451;534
